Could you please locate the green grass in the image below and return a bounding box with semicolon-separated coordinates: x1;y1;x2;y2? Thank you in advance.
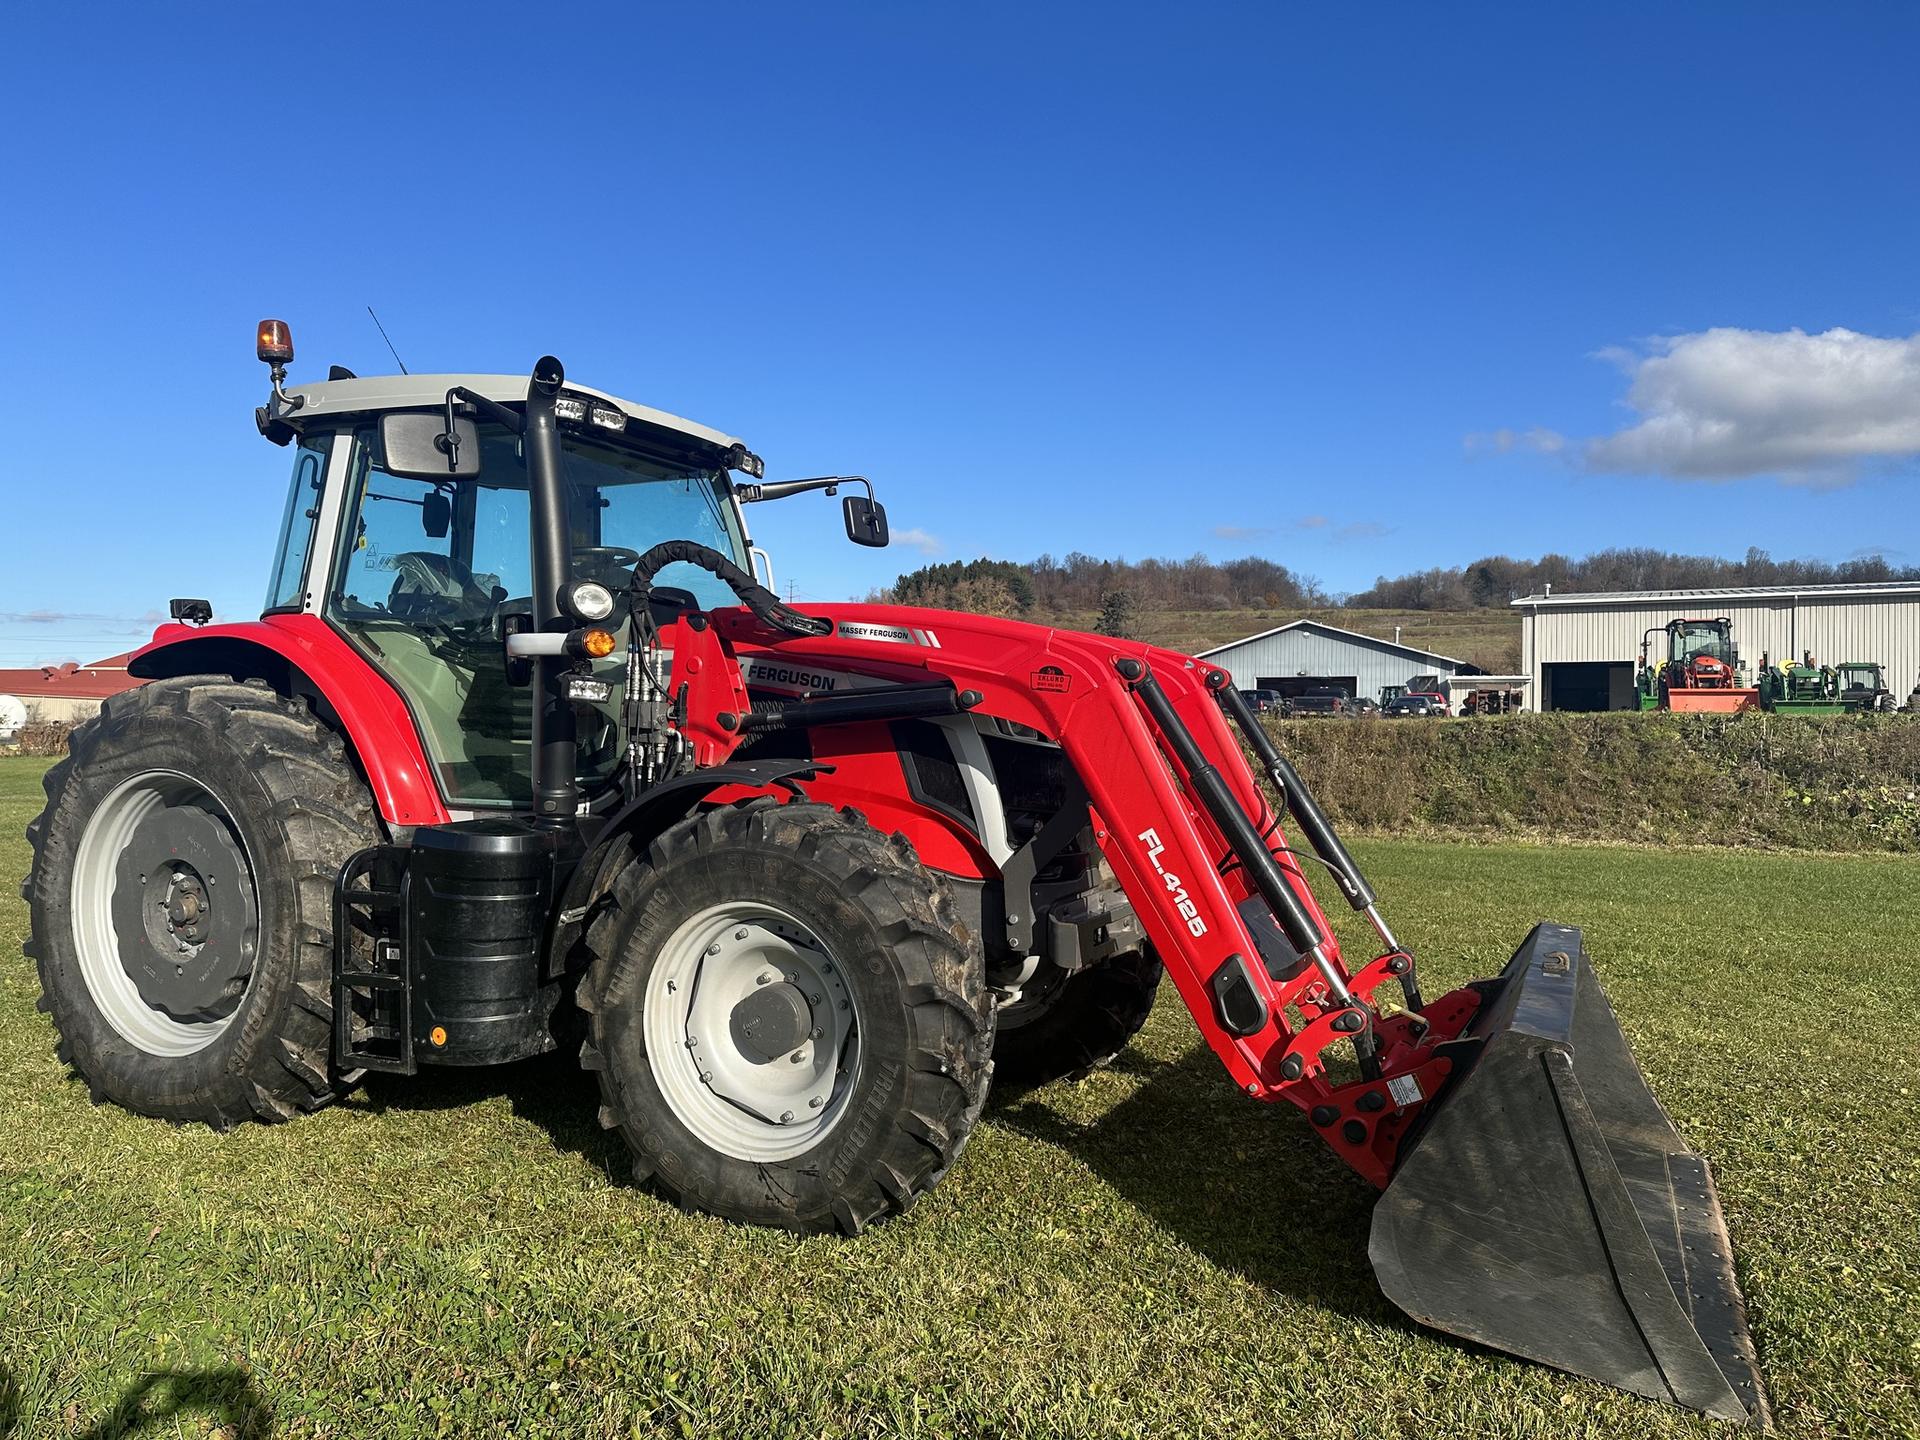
0;753;1914;1438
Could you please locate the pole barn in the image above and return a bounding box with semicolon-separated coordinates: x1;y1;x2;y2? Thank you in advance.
1513;581;1920;711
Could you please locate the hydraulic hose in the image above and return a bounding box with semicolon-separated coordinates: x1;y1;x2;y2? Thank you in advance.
628;541;831;638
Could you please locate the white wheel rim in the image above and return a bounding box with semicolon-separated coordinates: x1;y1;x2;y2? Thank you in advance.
644;900;861;1162
70;769;256;1056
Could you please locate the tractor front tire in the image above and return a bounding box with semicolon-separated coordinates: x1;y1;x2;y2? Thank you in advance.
22;675;379;1127
581;801;993;1234
991;946;1163;1086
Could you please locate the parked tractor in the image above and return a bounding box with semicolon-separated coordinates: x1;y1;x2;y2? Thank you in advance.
1757;651;1844;715
1834;661;1898;712
1637;617;1759;713
17;324;1767;1423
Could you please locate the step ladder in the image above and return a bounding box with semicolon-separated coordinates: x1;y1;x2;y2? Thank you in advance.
331;845;416;1074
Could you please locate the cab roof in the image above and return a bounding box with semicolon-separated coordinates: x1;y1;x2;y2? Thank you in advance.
280;373;745;453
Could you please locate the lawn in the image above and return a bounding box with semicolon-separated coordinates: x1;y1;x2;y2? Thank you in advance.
0;754;1913;1438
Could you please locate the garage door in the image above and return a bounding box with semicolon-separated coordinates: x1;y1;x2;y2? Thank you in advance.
1543;661;1635;712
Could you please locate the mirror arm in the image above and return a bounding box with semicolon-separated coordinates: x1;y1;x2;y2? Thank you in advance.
738;475;871;503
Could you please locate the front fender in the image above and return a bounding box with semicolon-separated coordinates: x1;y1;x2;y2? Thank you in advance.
129;614;450;828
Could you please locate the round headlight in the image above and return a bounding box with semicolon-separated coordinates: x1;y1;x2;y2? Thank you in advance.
563;580;616;623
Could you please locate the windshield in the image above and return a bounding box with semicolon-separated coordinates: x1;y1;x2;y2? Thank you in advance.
325;420;749;807
1671;623;1733;665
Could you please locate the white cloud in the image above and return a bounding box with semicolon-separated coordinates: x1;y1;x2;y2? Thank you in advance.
892;527;942;556
1584;327;1920;481
1212;524;1274;541
1295;514;1329;530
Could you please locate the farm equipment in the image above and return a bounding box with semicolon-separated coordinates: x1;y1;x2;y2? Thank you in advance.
1834;661;1898;712
18;324;1767;1423
1758;652;1845;715
1638;617;1760;713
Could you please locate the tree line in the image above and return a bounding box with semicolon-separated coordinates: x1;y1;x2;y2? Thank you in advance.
877;547;1918;628
1346;547;1919;610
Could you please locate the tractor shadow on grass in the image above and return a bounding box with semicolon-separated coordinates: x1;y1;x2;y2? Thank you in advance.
988;1043;1396;1325
348;1050;631;1179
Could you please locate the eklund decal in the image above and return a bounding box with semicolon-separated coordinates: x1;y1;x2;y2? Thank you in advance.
1137;826;1208;937
1031;665;1072;693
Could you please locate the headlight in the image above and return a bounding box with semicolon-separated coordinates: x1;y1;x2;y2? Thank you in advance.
562;580;616;622
553;395;588;423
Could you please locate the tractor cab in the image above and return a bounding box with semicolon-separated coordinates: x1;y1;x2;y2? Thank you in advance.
1835;661;1894;712
1665;618;1737;676
255;337;882;811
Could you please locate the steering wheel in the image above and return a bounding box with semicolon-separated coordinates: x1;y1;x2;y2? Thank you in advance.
573;546;643;588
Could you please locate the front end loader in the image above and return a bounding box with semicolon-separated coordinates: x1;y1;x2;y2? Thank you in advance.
18;326;1767;1424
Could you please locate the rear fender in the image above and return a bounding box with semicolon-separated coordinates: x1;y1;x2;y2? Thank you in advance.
128;615;449;828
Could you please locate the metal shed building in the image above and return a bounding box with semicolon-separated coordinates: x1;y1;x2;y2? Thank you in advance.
1195;620;1472;704
1513;581;1920;711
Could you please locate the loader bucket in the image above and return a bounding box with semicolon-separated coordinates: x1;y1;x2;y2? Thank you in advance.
1370;924;1769;1425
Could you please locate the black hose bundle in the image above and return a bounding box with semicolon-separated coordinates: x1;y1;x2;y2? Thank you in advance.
628;541;831;638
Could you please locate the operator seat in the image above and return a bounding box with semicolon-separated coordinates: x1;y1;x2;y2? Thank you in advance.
387;552;497;623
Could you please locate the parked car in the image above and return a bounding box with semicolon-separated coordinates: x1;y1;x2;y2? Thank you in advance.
1238;687;1288;715
1385;694;1444;717
1290;687;1351;717
1350;696;1380;716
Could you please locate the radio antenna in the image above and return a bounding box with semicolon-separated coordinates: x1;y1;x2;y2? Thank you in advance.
367;306;408;374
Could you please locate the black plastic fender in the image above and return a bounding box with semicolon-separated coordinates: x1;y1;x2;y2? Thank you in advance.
543;759;829;978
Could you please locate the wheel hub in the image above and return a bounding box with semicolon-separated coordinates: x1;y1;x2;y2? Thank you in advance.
645;903;861;1160
108;804;257;1021
729;980;813;1062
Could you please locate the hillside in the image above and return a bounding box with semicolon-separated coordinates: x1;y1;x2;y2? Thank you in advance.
1044;606;1522;672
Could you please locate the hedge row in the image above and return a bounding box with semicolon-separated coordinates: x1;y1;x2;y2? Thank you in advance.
1262;711;1920;851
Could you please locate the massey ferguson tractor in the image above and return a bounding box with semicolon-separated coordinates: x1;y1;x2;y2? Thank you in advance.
19;324;1767;1424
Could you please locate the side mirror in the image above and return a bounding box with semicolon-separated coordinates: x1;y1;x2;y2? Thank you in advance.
421;492;452;539
843;495;889;548
380;411;481;480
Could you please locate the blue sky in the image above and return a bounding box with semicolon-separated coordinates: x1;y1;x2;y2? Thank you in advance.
3;3;1917;665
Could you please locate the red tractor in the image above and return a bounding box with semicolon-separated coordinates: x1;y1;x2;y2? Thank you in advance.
18;325;1765;1423
1639;617;1760;713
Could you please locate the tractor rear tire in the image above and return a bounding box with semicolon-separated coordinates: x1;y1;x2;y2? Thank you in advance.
22;675;379;1127
580;801;993;1234
991;946;1163;1086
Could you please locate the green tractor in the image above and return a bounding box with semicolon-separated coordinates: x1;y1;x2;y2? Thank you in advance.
1834;661;1899;713
1757;651;1845;715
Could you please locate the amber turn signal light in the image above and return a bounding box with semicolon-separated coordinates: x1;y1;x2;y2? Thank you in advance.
581;628;617;659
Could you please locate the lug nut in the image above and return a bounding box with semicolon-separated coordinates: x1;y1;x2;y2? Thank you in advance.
790;1050;806;1064
707;942;722;956
756;971;774;986
780;1110;795;1123
734;928;750;941
809;1096;824;1109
